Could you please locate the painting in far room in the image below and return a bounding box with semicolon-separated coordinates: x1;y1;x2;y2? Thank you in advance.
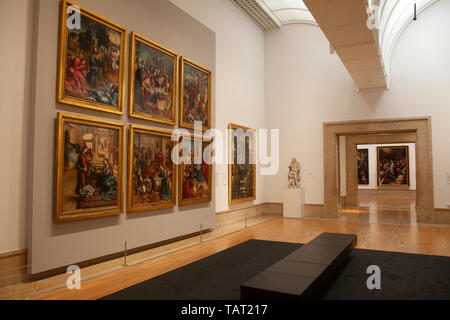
357;148;369;185
179;57;211;131
377;146;410;186
178;135;212;206
54;113;125;222
127;126;176;212
57;0;127;114
228;123;256;204
129;32;177;125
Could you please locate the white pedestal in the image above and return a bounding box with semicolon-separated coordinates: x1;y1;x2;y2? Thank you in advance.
283;188;304;219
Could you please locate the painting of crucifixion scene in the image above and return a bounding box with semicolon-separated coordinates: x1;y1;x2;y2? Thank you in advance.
129;33;177;124
128;127;176;212
55;114;124;222
228;123;256;204
179;57;211;130
178;137;212;206
57;1;126;113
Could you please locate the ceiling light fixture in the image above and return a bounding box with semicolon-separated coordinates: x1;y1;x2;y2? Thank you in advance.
413;2;417;21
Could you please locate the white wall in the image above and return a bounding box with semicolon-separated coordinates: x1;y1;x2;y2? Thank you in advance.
264;0;450;209
357;143;416;190
170;0;266;213
0;0;34;254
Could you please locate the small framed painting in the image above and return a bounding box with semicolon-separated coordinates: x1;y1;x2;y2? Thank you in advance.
54;113;125;222
377;146;410;186
178;135;213;206
228;123;256;204
179;57;212;131
357;148;369;185
127;125;176;212
57;0;127;114
128;32;178;125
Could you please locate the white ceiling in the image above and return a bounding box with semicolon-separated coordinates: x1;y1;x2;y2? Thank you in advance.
263;0;316;25
233;0;442;89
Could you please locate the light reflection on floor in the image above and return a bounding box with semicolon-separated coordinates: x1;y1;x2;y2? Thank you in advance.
339;196;417;225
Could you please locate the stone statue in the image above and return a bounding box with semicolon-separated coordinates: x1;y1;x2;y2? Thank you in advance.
288;158;301;188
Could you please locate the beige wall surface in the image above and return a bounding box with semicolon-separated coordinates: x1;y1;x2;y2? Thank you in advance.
264;0;450;209
170;0;266;213
27;0;215;274
0;0;34;255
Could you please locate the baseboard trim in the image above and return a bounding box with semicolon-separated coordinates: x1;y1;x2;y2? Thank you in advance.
0;249;28;288
435;208;450;224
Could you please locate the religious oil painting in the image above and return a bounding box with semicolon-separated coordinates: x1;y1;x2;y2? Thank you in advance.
179;57;211;131
127;126;176;212
129;32;177;125
357;148;369;185
54;113;125;222
377;146;410;186
228;123;256;204
57;0;126;114
178;135;212;206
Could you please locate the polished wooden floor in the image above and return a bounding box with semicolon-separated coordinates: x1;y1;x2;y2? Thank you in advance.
34;216;450;300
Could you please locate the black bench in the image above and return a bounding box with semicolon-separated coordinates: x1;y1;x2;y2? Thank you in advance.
241;233;357;300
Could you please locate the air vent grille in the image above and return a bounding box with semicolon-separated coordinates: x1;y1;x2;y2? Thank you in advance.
231;0;281;31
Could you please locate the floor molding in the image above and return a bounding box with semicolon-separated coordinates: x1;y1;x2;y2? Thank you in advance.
435;208;450;224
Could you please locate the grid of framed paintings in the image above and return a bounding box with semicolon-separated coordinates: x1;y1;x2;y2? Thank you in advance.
54;1;214;222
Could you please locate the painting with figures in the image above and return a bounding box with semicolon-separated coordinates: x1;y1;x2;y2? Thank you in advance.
54;113;124;222
357;148;369;185
377;146;410;186
179;57;211;130
178;136;212;206
228;123;256;204
128;126;176;212
57;0;126;113
129;33;177;124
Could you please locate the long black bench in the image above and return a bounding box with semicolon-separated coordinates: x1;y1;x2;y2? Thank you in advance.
241;232;357;300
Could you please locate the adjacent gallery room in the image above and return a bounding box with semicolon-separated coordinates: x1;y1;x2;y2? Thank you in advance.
0;0;449;303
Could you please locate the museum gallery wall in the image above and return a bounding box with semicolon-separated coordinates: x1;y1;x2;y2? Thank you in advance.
29;0;215;274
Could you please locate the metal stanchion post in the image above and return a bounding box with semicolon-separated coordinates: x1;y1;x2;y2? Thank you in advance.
123;241;128;267
200;224;203;242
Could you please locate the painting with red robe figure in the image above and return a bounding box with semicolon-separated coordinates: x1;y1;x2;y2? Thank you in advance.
57;1;126;114
127;126;176;213
179;57;211;130
54;113;124;222
178;137;212;206
377;146;410;186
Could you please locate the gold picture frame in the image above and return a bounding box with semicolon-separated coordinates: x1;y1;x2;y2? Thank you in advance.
228;123;256;205
54;113;125;222
178;134;213;206
127;125;177;213
179;57;212;131
128;32;178;125
377;145;410;187
57;0;127;114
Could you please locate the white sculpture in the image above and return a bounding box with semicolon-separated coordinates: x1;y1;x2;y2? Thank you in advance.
288;158;301;188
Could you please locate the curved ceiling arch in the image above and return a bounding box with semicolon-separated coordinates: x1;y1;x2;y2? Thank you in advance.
376;0;441;84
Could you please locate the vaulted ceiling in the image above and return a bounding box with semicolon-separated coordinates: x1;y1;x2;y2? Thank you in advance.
231;0;441;89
